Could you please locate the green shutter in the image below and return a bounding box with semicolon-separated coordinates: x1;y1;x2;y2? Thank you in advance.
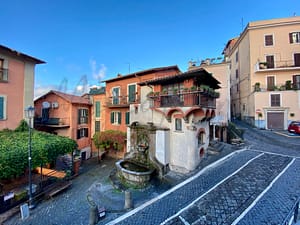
118;112;121;124
95;101;100;117
78;109;81;124
128;84;136;103
125;112;130;125
0;97;3;119
110;112;114;124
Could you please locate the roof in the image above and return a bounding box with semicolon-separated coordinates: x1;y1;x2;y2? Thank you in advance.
89;86;106;95
139;68;221;89
102;65;180;83
35;90;91;105
0;44;45;64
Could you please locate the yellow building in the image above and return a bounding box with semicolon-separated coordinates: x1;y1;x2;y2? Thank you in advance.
224;16;300;130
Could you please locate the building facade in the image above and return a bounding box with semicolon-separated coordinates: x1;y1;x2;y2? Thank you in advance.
128;69;220;173
0;45;45;130
189;59;231;141
34;90;92;159
102;65;181;133
224;16;300;129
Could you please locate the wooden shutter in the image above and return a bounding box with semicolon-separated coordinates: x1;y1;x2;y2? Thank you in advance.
78;109;81;124
77;129;81;139
271;94;280;107
118;112;121;124
95;101;100;117
294;53;300;67
128;84;136;103
289;33;293;43
0;97;3;119
110;112;115;124
125;112;130;125
266;55;274;68
84;128;88;137
267;76;275;91
265;35;273;46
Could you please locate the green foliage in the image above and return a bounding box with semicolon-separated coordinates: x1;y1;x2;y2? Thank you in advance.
93;130;126;151
14;119;29;132
0;130;77;180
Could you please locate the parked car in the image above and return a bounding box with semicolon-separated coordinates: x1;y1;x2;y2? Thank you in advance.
288;121;300;134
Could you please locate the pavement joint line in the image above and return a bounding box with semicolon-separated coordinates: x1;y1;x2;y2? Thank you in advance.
160;152;264;225
106;148;248;225
179;215;190;225
274;131;300;138
231;157;296;225
250;149;300;159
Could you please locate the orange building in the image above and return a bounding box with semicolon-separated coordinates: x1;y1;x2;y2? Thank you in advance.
34;90;92;160
0;45;45;130
102;65;181;133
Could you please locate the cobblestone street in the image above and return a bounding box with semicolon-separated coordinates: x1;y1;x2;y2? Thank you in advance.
3;121;300;225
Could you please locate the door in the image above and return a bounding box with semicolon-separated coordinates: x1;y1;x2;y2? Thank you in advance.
267;112;284;130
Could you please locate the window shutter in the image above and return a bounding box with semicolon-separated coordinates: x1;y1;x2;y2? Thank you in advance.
95;101;100;117
289;33;293;43
110;112;114;124
85;128;88;137
0;97;3;119
125;112;130;125
118;112;121;124
128;84;136;103
77;129;81;139
78;109;81;124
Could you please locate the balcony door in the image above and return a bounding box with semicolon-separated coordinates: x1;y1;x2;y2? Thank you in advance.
128;84;136;103
112;87;120;105
294;53;300;67
267;76;275;91
266;55;274;68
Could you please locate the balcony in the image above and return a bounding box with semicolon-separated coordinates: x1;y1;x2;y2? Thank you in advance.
34;117;70;128
106;94;140;108
149;91;217;109
255;60;300;72
253;83;300;92
0;68;8;82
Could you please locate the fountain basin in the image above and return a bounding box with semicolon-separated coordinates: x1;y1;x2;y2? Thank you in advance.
116;159;154;187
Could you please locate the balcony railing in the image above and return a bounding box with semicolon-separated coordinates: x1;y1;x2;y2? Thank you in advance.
0;68;8;82
35;117;70;127
149;91;217;109
256;60;300;72
106;94;140;107
254;83;300;92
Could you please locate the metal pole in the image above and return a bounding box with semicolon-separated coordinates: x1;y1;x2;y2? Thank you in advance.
28;118;34;209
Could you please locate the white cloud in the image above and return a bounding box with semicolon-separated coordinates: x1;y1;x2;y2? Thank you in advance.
90;59;106;83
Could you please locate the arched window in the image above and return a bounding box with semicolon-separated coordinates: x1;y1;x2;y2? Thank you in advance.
198;131;205;146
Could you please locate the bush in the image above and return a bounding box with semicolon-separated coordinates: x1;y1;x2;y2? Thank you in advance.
93;130;126;151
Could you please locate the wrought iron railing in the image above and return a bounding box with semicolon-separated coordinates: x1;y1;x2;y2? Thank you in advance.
256;60;300;71
281;197;299;225
106;94;140;107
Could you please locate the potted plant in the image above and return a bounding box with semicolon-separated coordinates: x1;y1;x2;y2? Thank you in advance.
254;82;261;92
259;62;267;69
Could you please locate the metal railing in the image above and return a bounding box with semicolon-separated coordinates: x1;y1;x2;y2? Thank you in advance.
282;197;300;225
149;92;217;108
256;60;300;71
106;94;140;107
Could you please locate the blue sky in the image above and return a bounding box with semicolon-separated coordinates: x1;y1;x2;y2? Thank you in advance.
1;0;299;98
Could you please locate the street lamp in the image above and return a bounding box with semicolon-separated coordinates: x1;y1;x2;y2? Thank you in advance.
25;106;35;209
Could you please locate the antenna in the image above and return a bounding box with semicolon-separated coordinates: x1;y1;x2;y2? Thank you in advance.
58;78;68;93
73;75;88;96
241;17;244;32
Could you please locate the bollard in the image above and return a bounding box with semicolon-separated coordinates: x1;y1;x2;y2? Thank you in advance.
124;190;133;209
89;205;98;225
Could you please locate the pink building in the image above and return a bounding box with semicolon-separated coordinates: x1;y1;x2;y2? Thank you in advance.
0;45;45;130
34;90;92;160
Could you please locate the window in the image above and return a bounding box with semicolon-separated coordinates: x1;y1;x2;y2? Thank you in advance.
77;128;88;139
235;51;239;62
112;87;120;105
175;118;182;131
294;53;300;67
267;76;275;91
128;84;136;103
95;121;100;132
95;101;100;118
110;111;121;125
125;111;130;125
293;75;300;90
289;32;300;44
198;131;205;146
265;34;274;46
235;69;239;79
236;84;239;92
0;59;8;82
78;108;88;124
266;55;275;68
271;94;280;107
0;96;6;120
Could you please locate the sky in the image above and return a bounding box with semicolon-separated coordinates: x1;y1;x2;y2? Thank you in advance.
1;0;300;98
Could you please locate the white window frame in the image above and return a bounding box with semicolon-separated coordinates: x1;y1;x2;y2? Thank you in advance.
127;83;137;103
290;31;300;44
0;95;7;120
111;111;121;125
264;34;275;47
112;86;120;104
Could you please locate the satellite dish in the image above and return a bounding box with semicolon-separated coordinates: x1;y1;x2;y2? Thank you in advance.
42;101;50;109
